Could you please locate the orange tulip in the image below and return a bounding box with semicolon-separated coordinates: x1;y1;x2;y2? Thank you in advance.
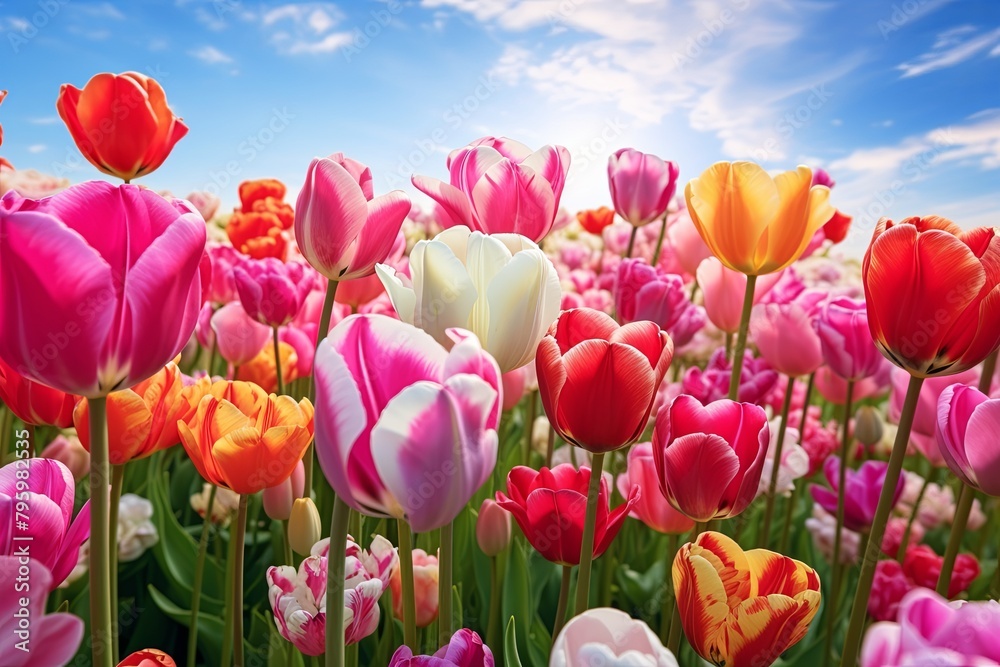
0;356;79;428
226;178;294;260
684;162;833;275
673;531;821;667
178;380;312;494
576;206;615;235
74;362;206;465
864;216;1000;377
56;72;187;181
235;340;298;393
117;648;176;667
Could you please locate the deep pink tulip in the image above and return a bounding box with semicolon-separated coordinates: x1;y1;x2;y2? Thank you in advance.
209;301;270;367
295;153;410;282
279;324;315;378
810;457;904;532
0;459;90;590
389;628;494;667
0;182;206;397
814;297;885;380
696;257;782;333
205;242;245;304
614;258;706;346
652;395;769;522
0;556;84;665
682;349;778;405
412;136;570;242
937;383;1000;495
750;301;823;377
233;257;313;328
313;315;500;532
616;443;695;534
607;148;679;227
890;367;979;466
861;588;1000;666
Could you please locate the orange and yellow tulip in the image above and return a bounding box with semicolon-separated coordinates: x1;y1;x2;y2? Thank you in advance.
235;340;298;393
178;380;312;494
684;162;833;275
74;362;207;465
673;531;821;667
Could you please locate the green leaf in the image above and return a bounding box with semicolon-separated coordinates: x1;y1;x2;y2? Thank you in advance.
148;584;224;667
503;617;523;667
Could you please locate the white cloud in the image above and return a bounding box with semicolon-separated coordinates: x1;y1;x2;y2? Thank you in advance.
897;25;1000;77
27;145;46;154
189;45;235;64
75;2;125;20
260;3;352;55
28;117;59;125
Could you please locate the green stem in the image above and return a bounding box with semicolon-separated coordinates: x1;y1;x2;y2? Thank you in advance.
273;326;284;396
108;463;125;666
207;337;218;376
221;508;236;667
438;521;454;644
283;520;294;565
625;226;638;258
824;379;854;667
979;349;998;394
660;533;679;644
937;483;975;597
233;494;249;667
25;423;35;458
778;481;802;554
651;213;668;266
724;332;733;362
574;452;606;615
397;519;418;651
1;408;12;458
522;390;537;468
728;274;757;400
487;556;502;650
551;564;572;643
841;374;924;665
325;498;351;666
188;485;217;667
761;375;796;547
88;397;114;667
897;465;936;564
689;279;699;303
306;279;340;496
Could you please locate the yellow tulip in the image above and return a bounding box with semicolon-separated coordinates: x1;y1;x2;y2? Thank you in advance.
673;531;821;667
685;162;833;275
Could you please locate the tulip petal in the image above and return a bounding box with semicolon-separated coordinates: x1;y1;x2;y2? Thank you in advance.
662;433;740;521
860;623;902;667
722;594;819;666
673;542;732;660
552;309;618;353
411;175;474;230
375;264;417;324
963;400;1000;495
295;158;369;280
342;191;411;280
410;240;479;343
471;160;555;240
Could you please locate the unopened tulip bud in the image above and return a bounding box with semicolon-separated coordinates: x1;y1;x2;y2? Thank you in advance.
854;405;884;447
262;460;305;521
287;497;322;556
476;499;511;557
40;434;90;481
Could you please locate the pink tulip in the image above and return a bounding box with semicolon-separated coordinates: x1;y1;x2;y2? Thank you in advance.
204;243;244;304
616;443;695;535
667;210;712;277
313;315;500;533
40;434;90;482
390;548;440;628
696;257;782;333
813;366;889;406
890;367;979;466
810;458;904;532
759;267;807;306
209;301;270;367
652;395;769;522
233;257;313;328
295;153;410;282
0;182;206;397
814;297;885;380
805;506;861;565
682;349;778;405
551;607;678;667
263;460;305;521
389;628;493;667
607;148;679;227
0;459;90;590
0;556;84;665
614;258;706;346
861;588;1000;666
475;499;511;557
267;534;398;654
412;136;570;242
750;301;823;377
500;367;529;411
937;383;1000;495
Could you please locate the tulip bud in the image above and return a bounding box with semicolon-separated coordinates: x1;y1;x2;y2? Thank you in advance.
476;499;511;557
854;406;884;447
262;460;305;521
390;549;439;627
287;497;322;556
40;434;90;482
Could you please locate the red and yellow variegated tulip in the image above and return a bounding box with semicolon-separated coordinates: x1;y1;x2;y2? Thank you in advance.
178;380;313;494
673;531;821;667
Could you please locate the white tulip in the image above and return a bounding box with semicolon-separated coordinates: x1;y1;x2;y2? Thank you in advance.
550;608;678;667
376;225;561;372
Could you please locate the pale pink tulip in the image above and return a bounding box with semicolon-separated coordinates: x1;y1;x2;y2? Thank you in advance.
263;460;305;521
0;556;84;665
40;434;90;482
751;300;823;377
550;607;678;667
890;367;979;466
616;443;694;535
210;302;270;367
667;210;712;277
696;257;781;333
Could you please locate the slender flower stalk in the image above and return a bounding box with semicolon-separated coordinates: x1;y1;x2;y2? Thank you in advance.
651;212;669;266
188;485;217;667
397;519;418;651
439;521;454;644
88;397;114;667
487;555;504;650
545;424;556;469
233;494;249;667
660;533;680;643
897;466;936;564
574;452;607;614
625;226;638;258
324;497;351;666
841;374;924;664
728;275;757;400
824;379;854;667
760;375;796;547
523;390;537;468
273;327;284;396
552;564;572;645
306;278;338;495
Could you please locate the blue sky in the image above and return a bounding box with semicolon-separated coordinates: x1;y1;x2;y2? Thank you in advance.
1;0;998;254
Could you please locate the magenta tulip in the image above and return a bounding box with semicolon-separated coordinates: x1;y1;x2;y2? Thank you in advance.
0;556;84;665
814;297;885;381
751;300;824;377
0;458;90;590
204;242;245;304
295;153;411;282
313;314;501;532
0;182;206;397
652;395;769;522
616;442;695;534
682;349;778;405
614;258;706;346
937;383;1000;495
209;301;271;367
810;458;904;532
233;257;313;328
412;136;570;242
607;148;679;227
389;628;494;666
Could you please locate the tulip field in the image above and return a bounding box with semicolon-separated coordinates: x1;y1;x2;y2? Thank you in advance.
2;67;1000;667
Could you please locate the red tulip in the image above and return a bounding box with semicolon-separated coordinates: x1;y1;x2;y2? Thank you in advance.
495;464;638;566
535;308;673;453
863;217;1000;377
0;356;78;427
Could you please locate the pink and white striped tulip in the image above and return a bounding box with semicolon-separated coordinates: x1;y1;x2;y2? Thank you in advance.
412;136;570;242
0;182;206;397
937;383;1000;496
295;153;411;282
313;314;501;532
